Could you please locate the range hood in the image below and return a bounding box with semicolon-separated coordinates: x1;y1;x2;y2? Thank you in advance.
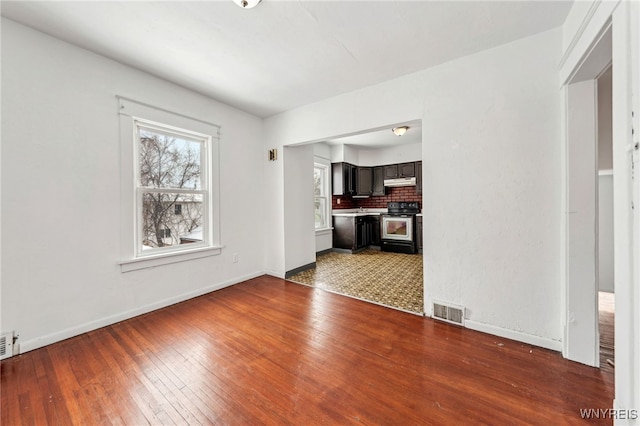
384;177;416;187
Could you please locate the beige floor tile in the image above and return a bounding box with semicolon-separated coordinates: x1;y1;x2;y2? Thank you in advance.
288;249;424;314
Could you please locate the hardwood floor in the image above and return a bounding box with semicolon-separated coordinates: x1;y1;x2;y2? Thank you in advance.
2;276;613;425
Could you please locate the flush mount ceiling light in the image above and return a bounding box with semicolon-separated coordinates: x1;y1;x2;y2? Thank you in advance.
392;126;409;136
233;0;262;8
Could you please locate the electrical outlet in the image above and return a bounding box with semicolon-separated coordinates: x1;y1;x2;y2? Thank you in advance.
233;253;239;263
337;198;341;205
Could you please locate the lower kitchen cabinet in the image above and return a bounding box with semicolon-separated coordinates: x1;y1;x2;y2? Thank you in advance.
333;215;381;252
369;216;380;246
416;215;423;253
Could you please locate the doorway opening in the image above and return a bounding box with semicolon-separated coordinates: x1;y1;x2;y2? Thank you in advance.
286;123;425;315
564;25;612;368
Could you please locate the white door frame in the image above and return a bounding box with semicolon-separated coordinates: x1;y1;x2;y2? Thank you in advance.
561;0;639;415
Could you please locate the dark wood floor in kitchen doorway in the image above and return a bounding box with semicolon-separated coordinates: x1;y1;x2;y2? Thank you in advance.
287;248;424;314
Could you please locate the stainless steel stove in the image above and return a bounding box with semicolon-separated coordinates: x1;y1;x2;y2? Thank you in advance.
381;202;420;254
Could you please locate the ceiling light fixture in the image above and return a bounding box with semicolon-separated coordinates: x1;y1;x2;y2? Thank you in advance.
392;126;409;136
233;0;262;8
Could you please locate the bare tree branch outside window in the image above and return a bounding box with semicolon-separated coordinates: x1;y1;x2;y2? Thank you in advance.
139;129;204;248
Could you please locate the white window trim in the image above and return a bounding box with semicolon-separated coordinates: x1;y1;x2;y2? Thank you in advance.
117;96;222;272
314;162;331;231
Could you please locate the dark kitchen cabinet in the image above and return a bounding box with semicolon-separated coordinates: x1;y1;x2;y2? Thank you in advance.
416;215;423;253
384;164;398;179
372;166;385;196
355;218;368;249
333;214;381;251
398;162;416;177
356;167;373;196
332;162;357;195
369;215;381;246
415;161;422;194
333;216;356;249
384;162;415;179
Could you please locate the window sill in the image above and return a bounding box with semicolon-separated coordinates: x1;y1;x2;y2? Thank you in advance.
315;227;334;236
120;245;223;272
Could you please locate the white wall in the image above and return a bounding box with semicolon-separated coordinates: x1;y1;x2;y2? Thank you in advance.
265;28;563;349
565;80;599;366
598;66;614;293
283;144;316;272
598;66;613;171
358;142;421;167
1;19;265;352
598;173;615;293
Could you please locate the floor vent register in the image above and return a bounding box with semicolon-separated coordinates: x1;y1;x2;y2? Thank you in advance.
432;302;465;326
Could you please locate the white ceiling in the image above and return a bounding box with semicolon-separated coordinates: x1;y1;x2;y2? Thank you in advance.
2;1;573;120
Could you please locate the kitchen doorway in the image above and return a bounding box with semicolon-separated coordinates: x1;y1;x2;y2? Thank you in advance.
291;124;425;315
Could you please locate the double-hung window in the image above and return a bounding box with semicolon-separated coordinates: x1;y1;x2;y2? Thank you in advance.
118;97;221;272
314;163;330;230
136;120;208;254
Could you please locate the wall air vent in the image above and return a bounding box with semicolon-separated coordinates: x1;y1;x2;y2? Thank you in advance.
432;301;465;326
0;332;14;360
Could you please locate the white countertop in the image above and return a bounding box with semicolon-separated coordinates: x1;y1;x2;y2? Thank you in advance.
332;208;387;217
333;208;423;217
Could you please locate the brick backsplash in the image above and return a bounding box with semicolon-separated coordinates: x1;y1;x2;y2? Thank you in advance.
332;187;422;210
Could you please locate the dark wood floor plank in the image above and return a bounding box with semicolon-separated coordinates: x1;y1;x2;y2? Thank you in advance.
1;275;613;425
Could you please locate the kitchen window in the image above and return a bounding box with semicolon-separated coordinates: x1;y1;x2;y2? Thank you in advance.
118;97;221;272
314;163;330;230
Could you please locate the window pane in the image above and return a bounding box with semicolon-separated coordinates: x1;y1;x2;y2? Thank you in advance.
315;197;326;228
139;128;202;190
141;192;203;249
314;167;323;196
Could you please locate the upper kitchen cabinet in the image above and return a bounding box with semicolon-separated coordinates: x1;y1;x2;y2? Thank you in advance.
398;162;416;177
384;162;415;178
416;161;422;194
384;164;398;179
332;162;357;195
372;166;385;196
356;167;373;196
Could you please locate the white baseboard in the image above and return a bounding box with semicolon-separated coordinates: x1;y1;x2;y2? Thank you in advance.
464;319;562;352
265;268;285;279
20;271;265;354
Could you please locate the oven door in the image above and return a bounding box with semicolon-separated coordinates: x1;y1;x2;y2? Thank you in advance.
381;215;414;242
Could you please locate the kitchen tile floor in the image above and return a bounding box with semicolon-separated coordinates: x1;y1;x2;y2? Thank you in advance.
287;249;424;314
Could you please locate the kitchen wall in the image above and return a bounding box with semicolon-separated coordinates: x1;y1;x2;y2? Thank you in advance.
1;19;265;352
264;28;563;350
